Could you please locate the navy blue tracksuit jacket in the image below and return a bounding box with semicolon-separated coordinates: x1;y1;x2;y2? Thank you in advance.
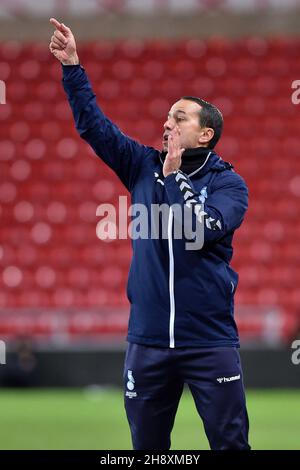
62;65;249;350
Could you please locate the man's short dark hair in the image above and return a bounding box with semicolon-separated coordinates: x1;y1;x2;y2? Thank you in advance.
181;96;223;149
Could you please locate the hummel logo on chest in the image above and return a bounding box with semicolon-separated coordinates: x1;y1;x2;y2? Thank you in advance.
154;172;164;186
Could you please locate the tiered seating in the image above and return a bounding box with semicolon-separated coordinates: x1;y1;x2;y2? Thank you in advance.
0;37;299;343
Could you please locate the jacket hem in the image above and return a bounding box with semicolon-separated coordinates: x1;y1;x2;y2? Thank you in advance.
126;334;240;348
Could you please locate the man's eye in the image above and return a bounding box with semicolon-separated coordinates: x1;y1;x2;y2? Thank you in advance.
177;117;185;121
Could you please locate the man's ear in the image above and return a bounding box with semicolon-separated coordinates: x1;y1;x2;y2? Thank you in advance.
198;128;214;146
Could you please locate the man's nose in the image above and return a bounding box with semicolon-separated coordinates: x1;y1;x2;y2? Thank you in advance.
164;118;174;130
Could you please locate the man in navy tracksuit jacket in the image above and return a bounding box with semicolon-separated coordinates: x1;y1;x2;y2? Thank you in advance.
50;18;250;450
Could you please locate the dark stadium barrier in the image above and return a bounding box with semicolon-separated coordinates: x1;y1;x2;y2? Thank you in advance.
0;347;299;388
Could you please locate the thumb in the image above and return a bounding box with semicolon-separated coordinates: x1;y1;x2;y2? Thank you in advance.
61;23;71;35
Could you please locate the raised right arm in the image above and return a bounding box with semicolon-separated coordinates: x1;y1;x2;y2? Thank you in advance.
49;18;153;191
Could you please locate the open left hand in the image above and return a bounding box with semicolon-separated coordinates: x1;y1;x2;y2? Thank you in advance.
163;127;185;177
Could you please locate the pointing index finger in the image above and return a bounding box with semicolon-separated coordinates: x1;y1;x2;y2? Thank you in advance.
50;17;70;36
50;18;62;30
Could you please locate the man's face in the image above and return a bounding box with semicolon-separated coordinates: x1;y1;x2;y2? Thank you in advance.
162;99;204;152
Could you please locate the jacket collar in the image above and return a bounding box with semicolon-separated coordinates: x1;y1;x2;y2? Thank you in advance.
159;147;234;178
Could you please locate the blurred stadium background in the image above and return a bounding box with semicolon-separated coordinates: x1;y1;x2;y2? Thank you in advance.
0;0;300;450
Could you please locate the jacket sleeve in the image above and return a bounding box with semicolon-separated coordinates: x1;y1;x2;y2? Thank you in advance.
164;169;248;246
62;64;153;191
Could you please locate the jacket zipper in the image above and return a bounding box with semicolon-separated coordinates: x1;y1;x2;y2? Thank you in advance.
168;207;175;348
164;153;212;348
